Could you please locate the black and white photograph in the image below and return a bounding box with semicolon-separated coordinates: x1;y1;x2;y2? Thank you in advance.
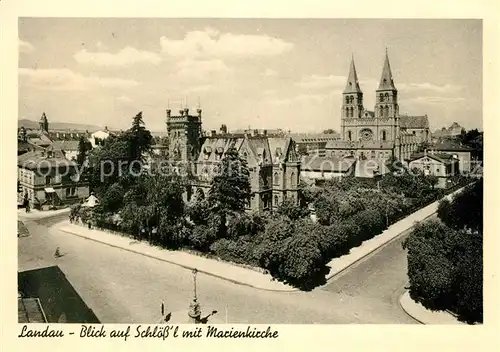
13;16;485;329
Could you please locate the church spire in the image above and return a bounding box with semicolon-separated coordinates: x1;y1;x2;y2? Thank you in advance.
377;49;397;91
343;55;362;94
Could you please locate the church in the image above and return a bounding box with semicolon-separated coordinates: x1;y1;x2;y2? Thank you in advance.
326;51;430;162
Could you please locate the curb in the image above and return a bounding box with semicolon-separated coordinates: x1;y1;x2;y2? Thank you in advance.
398;292;424;324
323;211;437;284
57;226;298;293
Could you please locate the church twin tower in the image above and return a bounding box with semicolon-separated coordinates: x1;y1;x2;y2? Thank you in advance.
341;51;399;143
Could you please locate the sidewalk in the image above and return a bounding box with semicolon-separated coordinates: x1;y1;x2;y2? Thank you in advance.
399;291;465;324
54;186;466;292
56;221;296;292
324;186;465;281
18;207;70;221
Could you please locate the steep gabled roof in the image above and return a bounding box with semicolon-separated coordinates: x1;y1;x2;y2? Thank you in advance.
377;50;397;91
399;115;430;129
344;56;363;94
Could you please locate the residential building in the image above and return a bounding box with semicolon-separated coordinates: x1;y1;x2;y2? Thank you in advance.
17;149;89;208
300;155;356;180
408;152;459;188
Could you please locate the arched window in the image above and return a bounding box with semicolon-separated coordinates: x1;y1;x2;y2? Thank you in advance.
274;195;279;206
385;93;389;101
379;93;384;102
384;105;389;117
347;131;352;141
382;130;387;141
274;172;279;185
290;172;296;188
349;96;354;104
345;96;350;104
379;106;384;117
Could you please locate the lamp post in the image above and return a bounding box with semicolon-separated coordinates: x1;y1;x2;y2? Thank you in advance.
188;268;201;323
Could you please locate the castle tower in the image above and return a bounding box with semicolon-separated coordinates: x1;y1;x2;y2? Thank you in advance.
166;106;202;163
39;112;49;133
375;50;399;119
342;56;364;119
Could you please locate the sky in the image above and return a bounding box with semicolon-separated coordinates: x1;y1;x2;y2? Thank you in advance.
18;18;482;133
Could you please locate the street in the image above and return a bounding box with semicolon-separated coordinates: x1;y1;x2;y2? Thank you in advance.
18;214;417;324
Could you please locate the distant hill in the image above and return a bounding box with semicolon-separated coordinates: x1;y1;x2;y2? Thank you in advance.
18;119;107;132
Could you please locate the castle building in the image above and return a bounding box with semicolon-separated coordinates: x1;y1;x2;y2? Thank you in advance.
326;51;430;162
165;109;301;213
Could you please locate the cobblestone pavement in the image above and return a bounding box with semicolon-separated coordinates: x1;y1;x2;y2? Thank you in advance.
18;215;417;324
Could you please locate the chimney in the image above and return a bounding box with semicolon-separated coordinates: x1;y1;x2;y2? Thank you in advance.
184;108;189;115
262;129;268;136
211;130;217;137
179;110;184;116
166;109;171;119
252;129;259;137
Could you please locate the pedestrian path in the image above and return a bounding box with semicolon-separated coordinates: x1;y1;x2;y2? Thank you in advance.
18;207;70;220
324;186;465;281
56;222;296;292
54;186;466;292
399;291;465;324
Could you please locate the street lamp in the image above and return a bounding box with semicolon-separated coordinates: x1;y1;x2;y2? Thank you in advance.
188;268;201;323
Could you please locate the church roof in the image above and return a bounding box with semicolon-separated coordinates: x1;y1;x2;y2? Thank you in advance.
377;51;397;91
325;140;395;150
301;155;355;172
399;115;430;129
344;57;363;94
51;140;80;151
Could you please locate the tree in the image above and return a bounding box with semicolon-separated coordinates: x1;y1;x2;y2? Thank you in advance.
77;136;92;166
403;220;457;311
438;180;482;232
124;111;153;165
276;198;310;221
207;147;251;215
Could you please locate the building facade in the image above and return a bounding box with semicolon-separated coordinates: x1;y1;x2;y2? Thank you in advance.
408;152;459;188
165;109;301;212
18;149;89;208
326;52;430;162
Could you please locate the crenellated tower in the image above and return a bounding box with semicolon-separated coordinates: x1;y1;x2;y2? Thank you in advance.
166;107;202;163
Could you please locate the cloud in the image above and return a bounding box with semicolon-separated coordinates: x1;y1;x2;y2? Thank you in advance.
160;28;293;58
296;74;346;89
19;68;140;91
181;84;216;94
398;82;464;94
116;95;132;102
19;39;35;54
73;46;162;67
263;68;278;77
268;93;328;106
176;58;231;78
96;41;107;50
402;96;467;105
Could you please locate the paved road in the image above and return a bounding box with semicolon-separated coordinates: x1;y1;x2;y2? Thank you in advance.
18;214;417;324
321;227;417;323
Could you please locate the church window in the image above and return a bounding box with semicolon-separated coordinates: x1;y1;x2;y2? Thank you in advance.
274;195;279;206
290;172;296;188
385;93;389;101
382;130;387;141
379;93;384;102
371;150;376;159
345;96;350;104
347;131;352;141
384;105;389;117
274;172;279;185
379;106;384;116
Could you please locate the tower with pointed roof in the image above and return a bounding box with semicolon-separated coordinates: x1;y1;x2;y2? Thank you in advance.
375;50;399;119
341;56;364;141
39;113;49;133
